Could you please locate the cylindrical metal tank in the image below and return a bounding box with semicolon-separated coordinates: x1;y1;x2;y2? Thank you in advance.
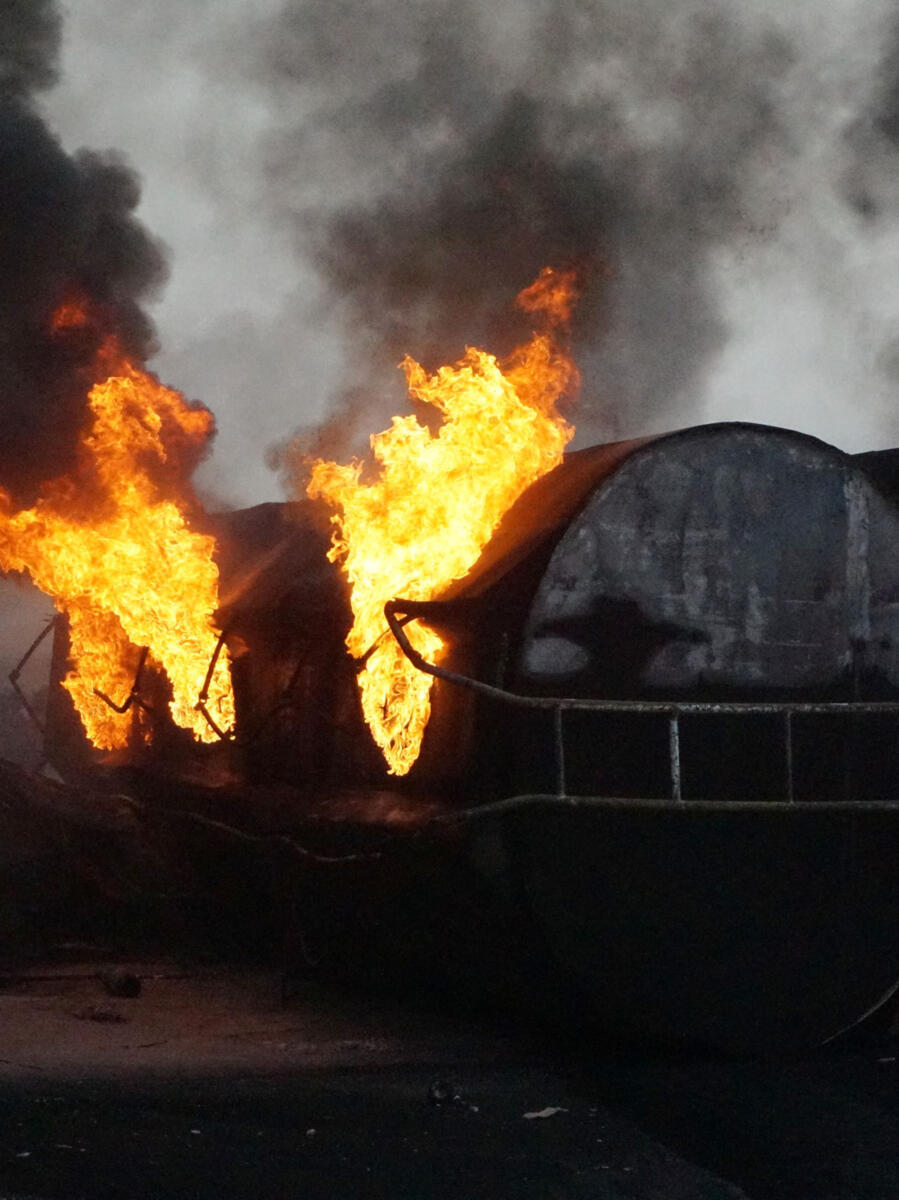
421;423;899;802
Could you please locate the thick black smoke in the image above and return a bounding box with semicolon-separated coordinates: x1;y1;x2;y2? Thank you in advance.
0;0;168;505
258;0;794;459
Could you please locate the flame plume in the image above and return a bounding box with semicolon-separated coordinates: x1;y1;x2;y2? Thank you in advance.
0;313;234;750
309;266;580;776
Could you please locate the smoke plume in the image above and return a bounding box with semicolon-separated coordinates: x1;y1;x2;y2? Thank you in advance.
256;0;795;459
841;15;899;220
0;0;169;505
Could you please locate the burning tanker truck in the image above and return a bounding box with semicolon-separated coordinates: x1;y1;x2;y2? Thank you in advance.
6;270;899;1051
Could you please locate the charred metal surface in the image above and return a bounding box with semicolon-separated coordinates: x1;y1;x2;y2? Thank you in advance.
518;425;897;696
291;791;899;1052
211;500;392;790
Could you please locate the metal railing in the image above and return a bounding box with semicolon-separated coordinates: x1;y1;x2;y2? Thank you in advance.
384;599;899;803
26;602;899;800
13;619;301;749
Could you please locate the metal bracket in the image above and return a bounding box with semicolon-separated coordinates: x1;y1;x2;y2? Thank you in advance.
195;629;235;740
354;611;419;673
92;645;152;715
8;616;61;735
195;630;316;747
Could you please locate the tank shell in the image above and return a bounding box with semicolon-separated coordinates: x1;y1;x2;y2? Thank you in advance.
516;423;899;699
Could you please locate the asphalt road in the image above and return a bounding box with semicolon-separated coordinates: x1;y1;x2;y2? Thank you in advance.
0;966;896;1199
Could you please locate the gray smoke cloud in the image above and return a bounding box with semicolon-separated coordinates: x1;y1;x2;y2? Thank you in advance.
842;19;899;234
34;0;899;492
256;0;796;463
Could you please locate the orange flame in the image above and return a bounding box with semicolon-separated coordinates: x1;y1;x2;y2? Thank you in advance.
308;267;580;775
50;299;91;332
517;264;581;326
0;313;234;750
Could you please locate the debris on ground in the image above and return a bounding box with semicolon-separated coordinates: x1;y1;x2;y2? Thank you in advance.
98;969;142;998
427;1078;478;1112
71;1005;128;1024
427;1078;462;1106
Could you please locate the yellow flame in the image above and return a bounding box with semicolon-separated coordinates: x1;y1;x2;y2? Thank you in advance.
308;267;580;775
0;340;234;750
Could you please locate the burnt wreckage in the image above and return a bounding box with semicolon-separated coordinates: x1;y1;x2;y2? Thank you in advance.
28;422;899;1050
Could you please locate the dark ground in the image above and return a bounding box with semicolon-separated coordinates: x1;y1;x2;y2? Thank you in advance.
0;964;896;1199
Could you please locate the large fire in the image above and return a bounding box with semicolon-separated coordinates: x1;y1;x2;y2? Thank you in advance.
308;266;580;775
0;310;234;750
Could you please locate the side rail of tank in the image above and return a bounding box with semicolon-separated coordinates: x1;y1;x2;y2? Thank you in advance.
15;616;305;751
385;599;899;805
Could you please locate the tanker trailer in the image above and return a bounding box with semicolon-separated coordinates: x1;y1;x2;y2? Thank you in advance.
298;422;899;1051
32;422;899;1050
